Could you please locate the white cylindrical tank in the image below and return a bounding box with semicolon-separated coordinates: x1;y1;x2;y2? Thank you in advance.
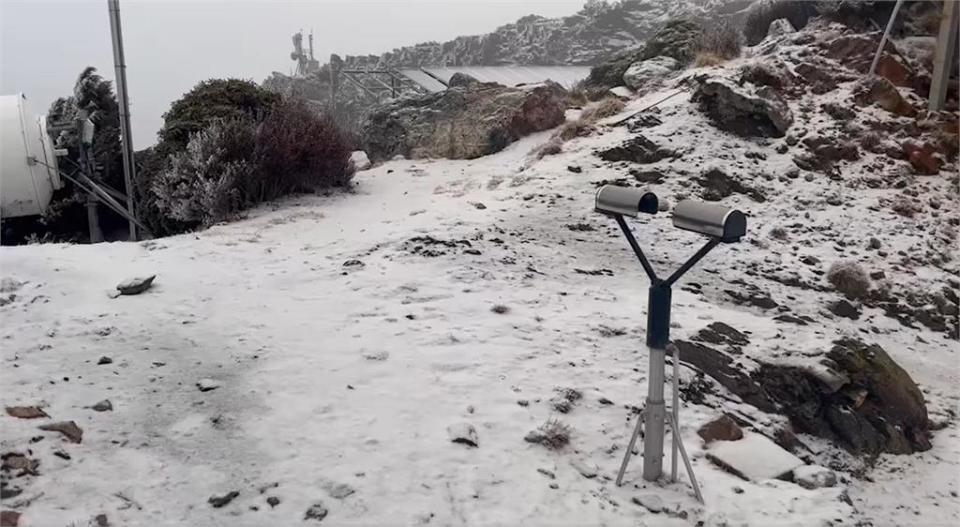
0;93;63;218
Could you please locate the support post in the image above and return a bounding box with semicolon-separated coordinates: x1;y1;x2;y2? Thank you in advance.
107;0;138;241
869;0;905;76
929;0;959;111
642;282;671;481
86;194;103;243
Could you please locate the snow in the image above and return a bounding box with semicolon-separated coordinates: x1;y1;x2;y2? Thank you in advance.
707;433;803;481
2;69;958;525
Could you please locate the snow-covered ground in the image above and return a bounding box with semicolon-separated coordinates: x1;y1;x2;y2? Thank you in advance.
2;78;958;526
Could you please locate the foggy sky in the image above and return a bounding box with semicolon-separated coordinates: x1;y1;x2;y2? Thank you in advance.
1;0;585;149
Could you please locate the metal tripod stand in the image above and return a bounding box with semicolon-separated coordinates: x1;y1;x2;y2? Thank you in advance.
607;214;723;504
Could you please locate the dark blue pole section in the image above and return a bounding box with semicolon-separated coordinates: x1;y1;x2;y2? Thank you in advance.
646;283;671;349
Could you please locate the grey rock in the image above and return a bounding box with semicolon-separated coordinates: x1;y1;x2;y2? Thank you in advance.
623;56;679;90
447;422;479;447
116;275;156;295
208;490;239;508
766;18;796;38
90;399;113;412
197;378;222;392
693;78;793;137
793;465;837;489
304;502;328;521
361;82;565;162
266;496;280;507
632;494;663;513
569;457;598;479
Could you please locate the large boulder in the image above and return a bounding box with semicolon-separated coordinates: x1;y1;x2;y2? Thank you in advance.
756;339;931;455
693;78;793;137
676;327;931;457
361;81;566;162
623;56;680;90
585;18;702;89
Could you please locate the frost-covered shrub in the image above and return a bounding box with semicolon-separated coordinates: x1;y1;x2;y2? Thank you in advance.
827;261;871;300
530;137;564;160
252;100;354;202
151;118;256;227
554;120;596;141
580;97;625;123
696;20;742;61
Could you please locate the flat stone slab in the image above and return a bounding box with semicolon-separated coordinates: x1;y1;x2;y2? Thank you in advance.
706;432;803;481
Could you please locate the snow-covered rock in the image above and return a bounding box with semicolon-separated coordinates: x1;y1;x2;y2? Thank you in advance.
350;151;371;171
707;433;804;481
623;56;679;90
447;422;479;447
793;465;837;489
767;18;796;38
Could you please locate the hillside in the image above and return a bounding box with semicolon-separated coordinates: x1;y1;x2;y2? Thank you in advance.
3;13;959;527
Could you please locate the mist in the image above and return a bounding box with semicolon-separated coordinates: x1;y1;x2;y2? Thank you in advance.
1;0;586;149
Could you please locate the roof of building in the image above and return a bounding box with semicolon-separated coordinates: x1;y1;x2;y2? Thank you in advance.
399;66;590;92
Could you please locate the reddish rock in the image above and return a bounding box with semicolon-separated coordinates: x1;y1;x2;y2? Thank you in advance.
853;77;916;117
697;414;744;443
0;511;20;527
902;141;943;175
874;55;912;87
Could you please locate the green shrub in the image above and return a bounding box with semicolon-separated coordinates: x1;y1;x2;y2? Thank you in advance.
159;79;280;149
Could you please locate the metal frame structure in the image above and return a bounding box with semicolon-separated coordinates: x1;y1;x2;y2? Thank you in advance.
594;186;747;504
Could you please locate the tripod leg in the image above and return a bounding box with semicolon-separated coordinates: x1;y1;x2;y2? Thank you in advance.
671;344;679;483
666;413;704;503
616;409;645;487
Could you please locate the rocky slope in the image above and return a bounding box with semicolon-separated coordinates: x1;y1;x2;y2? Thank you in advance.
2;9;958;527
340;0;752;70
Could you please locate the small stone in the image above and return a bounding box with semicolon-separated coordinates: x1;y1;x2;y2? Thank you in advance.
0;510;21;527
469;202;487;210
826;195;842;206
38;421;83;443
517;400;529;407
793;464;837;489
342;259;364;268
97;356;113;365
208;490;239;508
447;422;478;447
116;275;156;295
304;502;328;521
94;513;109;527
266;496;280;508
733;486;744;494
567;165;582;173
697;415;743;444
598;397;613;405
828;299;861;320
867;238;881;250
570;458;598;478
537;468;556;479
548;483;559;490
632;494;663;513
869;271;886;280
53;449;71;460
491;304;509;314
5;406;48;419
800;255;820;266
324;482;355;499
197;378;222;392
91;400;113;412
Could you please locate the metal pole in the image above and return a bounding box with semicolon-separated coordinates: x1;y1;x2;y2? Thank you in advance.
642;283;672;481
643;345;667;480
107;0;138;241
929;0;959;111
869;0;905;76
671;343;679;482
